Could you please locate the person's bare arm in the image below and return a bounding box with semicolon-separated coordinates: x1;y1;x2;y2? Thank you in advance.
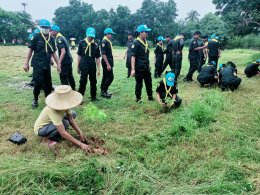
23;48;33;72
67;114;86;141
195;44;208;51
131;56;136;77
59;48;66;64
102;54;111;71
156;93;163;104
96;58;101;76
51;52;61;73
77;55;81;74
55;124;91;152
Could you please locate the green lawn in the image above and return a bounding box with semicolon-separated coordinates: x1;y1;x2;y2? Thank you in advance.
0;46;259;194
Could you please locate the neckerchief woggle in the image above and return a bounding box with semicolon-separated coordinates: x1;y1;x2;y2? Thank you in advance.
163;78;173;98
84;38;95;57
40;31;54;53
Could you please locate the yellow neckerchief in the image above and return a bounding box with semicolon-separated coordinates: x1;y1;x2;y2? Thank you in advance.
137;37;149;53
84;38;95;57
55;33;63;47
103;36;113;54
205;41;209;46
211;38;219;42
163;78;173;98
174;35;181;41
157;43;164;50
40;31;54;53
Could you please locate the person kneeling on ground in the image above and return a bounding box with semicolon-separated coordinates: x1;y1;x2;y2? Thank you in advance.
244;59;260;78
156;72;182;111
197;61;218;87
34;85;104;154
219;63;242;92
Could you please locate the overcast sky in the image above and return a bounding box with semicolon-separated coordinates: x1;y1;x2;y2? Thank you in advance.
0;0;216;21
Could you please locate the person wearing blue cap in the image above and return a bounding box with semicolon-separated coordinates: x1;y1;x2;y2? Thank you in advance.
219;63;242;91
197;61;218;87
207;35;221;66
156;71;182;110
172;33;186;79
154;36;165;78
131;24;153;103
124;32;134;78
50;25;75;90
244;59;260;78
77;27;101;102
23;19;60;108
100;28;116;98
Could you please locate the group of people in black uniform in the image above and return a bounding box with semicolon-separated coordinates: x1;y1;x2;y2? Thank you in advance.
24;19;260;111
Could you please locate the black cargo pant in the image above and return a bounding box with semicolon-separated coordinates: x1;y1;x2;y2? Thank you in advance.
33;67;52;101
135;69;153;99
78;65;97;99
221;78;242;92
173;54;183;79
161;54;173;74
198;76;217;86
185;58;200;81
101;59;114;93
126;55;131;77
38;111;77;142
208;56;219;67
60;63;76;90
154;55;164;77
198;56;206;72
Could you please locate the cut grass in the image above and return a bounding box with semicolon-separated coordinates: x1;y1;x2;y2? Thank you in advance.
0;46;259;194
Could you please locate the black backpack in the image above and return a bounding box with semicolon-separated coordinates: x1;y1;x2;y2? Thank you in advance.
8;132;27;145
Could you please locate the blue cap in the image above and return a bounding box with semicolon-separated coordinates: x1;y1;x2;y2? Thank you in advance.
256;59;260;63
86;27;96;38
157;36;165;41
137;24;151;33
51;25;60;32
34;28;40;34
28;33;34;40
211;61;216;67
215;36;219;40
39;19;51;28
211;34;216;39
104;28;116;35
219;64;223;69
165;72;175;87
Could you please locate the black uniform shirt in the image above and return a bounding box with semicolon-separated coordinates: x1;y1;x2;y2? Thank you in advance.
126;40;134;57
188;38;199;59
156;80;178;100
154;44;164;58
101;39;113;59
219;66;236;83
197;65;217;82
29;33;56;69
77;40;101;67
208;40;220;57
164;41;173;57
131;39;150;71
173;39;184;56
244;63;260;76
56;36;73;65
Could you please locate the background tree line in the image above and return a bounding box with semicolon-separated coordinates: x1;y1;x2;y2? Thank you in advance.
0;0;259;48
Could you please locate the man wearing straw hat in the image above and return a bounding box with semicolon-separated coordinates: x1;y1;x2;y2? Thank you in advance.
34;85;91;151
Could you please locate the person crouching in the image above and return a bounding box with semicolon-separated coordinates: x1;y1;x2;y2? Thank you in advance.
197;61;218;87
156;72;182;112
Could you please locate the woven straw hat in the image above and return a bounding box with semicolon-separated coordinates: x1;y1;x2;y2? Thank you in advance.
45;85;83;110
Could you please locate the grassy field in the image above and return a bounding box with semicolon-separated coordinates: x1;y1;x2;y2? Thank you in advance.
0;46;259;194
